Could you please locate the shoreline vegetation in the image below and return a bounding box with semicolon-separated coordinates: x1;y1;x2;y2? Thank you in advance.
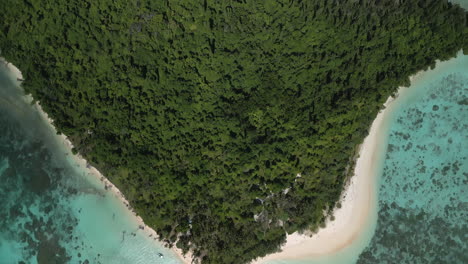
0;59;193;264
1;1;467;263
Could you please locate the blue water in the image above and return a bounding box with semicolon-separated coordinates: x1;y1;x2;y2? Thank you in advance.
0;63;181;263
357;54;468;263
451;0;468;9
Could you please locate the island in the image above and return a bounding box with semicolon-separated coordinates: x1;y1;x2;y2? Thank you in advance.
1;0;467;263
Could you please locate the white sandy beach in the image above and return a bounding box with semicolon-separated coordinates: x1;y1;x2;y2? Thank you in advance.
253;100;391;263
253;77;433;263
253;59;454;263
1;58;193;264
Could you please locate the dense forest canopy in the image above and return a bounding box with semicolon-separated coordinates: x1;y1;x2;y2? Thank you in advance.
1;0;467;263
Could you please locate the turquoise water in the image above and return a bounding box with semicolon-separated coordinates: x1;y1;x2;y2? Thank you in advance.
357;54;468;263
451;0;468;9
0;64;181;263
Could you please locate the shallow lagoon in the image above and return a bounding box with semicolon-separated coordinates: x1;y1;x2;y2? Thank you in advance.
357;54;468;263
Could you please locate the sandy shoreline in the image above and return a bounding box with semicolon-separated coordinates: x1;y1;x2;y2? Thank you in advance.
0;58;193;264
253;73;431;263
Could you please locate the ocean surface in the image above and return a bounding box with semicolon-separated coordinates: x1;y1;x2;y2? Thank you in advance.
0;64;181;263
451;0;468;9
356;53;468;263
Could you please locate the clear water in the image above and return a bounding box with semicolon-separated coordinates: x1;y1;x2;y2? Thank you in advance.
451;0;468;9
357;54;468;263
0;64;181;263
